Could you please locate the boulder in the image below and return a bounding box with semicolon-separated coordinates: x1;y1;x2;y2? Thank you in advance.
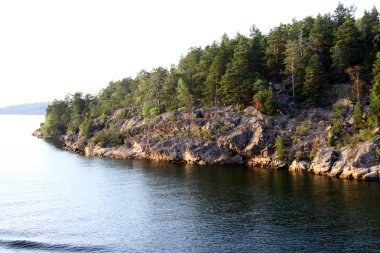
289;160;310;172
247;157;287;170
363;171;379;181
352;142;379;168
310;147;336;175
329;161;347;177
340;167;369;180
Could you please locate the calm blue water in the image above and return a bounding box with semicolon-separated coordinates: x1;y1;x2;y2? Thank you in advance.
0;115;379;252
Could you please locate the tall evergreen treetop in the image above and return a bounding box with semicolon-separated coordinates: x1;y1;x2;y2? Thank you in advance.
331;14;361;80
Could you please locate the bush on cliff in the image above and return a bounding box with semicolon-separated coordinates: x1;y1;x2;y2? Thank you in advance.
92;125;125;147
275;136;286;161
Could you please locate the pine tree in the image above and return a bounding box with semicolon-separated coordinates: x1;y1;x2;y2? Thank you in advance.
331;14;361;81
176;78;193;109
304;54;325;106
220;36;254;106
333;3;355;28
198;43;219;106
178;47;203;106
265;24;288;81
161;67;180;111
358;7;380;73
204;34;234;106
248;25;266;75
368;52;380;128
284;40;304;98
309;14;334;73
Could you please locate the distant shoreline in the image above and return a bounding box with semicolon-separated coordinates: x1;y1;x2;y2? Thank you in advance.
0;102;49;115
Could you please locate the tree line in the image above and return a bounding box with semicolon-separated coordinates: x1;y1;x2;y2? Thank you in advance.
42;3;380;136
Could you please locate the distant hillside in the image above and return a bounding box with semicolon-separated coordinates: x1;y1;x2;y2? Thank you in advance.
0;102;50;115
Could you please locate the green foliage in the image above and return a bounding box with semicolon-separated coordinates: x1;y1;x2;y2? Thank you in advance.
215;121;227;135
358;8;380;73
309;14;334;73
265;24;288;81
368;53;380;128
142;104;160;118
376;147;380;163
176;78;193;109
334;103;345;118
327;132;335;147
253;87;274;115
41;3;380;145
332;118;343;135
284;40;304;97
331;14;361;80
295;121;310;136
220;36;254;106
275;136;286;161
353;102;363;129
295;151;310;162
42;100;70;136
92;125;125;147
291;121;311;144
142;103;151;117
149;107;160;118
80;118;93;139
359;128;377;141
193;128;212;141
303;54;325;105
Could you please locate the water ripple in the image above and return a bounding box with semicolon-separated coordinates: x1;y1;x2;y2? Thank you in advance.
0;239;111;252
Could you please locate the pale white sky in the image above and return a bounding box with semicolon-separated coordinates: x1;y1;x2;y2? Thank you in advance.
0;0;378;107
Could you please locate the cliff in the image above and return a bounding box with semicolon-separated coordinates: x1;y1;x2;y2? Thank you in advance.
34;100;380;181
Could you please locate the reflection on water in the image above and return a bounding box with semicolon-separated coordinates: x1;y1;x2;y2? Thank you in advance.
0;115;379;252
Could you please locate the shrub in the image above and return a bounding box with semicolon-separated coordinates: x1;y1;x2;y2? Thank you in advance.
376;147;380;163
332;118;342;135
142;103;151;117
353;102;363;129
149;106;160;118
334;103;345;118
177;107;188;112
80;118;93;139
359;129;377;141
275;136;286;161
253;88;274;115
295;121;310;136
295;151;309;161
215;121;226;135
92;124;125;147
327;132;335;147
193;128;211;141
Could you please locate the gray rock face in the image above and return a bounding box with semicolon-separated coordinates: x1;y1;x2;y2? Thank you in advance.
38;105;380;181
289;160;310;172
310;147;336;175
352;142;379;168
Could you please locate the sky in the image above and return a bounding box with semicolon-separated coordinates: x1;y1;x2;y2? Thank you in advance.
0;0;378;107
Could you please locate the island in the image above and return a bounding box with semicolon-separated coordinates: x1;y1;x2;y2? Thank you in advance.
34;3;380;181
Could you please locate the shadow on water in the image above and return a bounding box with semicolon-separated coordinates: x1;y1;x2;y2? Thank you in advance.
0;239;111;253
103;159;380;251
43;139;65;150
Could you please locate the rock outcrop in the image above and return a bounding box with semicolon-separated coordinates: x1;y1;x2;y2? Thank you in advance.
34;105;380;181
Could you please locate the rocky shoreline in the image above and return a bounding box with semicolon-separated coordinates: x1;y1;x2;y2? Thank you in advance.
34;104;380;181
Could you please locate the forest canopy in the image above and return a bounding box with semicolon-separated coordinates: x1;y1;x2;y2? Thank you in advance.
42;3;380;137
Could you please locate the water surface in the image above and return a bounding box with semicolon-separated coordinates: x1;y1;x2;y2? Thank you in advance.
0;115;379;252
